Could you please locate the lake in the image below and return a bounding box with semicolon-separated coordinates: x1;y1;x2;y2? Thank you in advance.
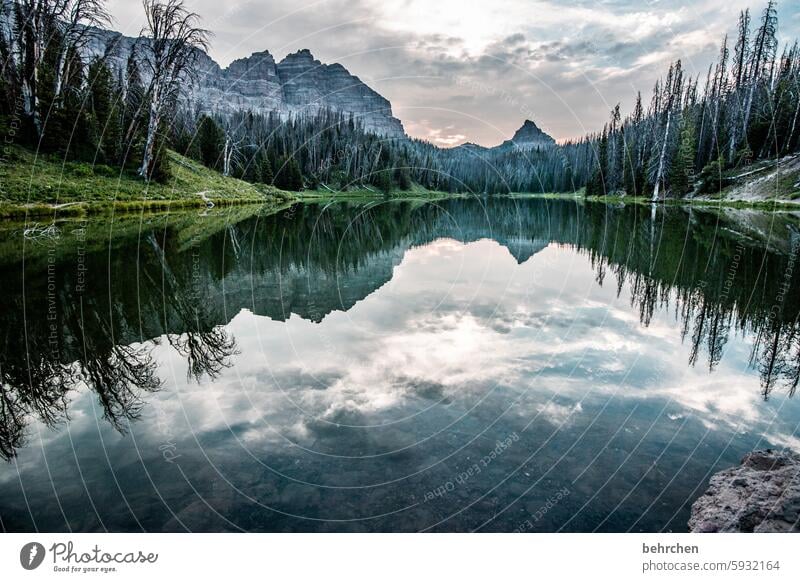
1;197;799;532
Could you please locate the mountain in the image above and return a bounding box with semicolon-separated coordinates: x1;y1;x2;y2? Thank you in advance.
453;142;489;152
84;28;553;147
497;119;555;150
192;48;405;138
449;121;555;152
87;30;405;138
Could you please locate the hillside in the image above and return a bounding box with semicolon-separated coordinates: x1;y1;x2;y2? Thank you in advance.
703;154;800;203
0;146;295;217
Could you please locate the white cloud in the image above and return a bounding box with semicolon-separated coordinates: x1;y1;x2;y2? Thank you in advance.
102;1;800;144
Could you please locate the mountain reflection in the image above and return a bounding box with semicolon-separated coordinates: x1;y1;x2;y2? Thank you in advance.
0;198;798;461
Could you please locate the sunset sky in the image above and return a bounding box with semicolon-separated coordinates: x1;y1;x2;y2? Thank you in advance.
107;0;800;146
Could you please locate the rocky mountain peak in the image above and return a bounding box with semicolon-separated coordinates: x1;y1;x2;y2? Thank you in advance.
282;48;315;62
84;28;405;138
225;50;277;81
507;119;555;149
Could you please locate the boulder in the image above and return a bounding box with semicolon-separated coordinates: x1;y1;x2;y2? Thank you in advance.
688;449;800;532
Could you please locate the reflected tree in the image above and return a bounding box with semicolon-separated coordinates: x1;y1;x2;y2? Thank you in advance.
82;344;162;431
167;327;238;382
2;197;800;460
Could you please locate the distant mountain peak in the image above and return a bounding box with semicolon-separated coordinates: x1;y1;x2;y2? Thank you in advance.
498;119;555;150
282;48;316;62
454;142;488;151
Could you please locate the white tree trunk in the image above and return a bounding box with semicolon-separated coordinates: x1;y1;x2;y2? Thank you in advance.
786;84;800;153
53;45;68;100
223;136;231;177
139;84;161;178
21;11;43;134
652;109;672;202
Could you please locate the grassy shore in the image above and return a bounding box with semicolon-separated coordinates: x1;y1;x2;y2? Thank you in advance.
508;190;800;211
509;156;800;210
0;202;298;268
0;145;295;218
588;194;800;211
296;183;455;201
3;143;799;219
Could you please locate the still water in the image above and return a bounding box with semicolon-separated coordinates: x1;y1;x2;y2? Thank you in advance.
0;198;798;532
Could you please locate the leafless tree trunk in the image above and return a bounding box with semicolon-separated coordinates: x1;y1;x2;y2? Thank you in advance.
652;108;672;201
11;1;108;136
138;0;209;178
52;1;109;100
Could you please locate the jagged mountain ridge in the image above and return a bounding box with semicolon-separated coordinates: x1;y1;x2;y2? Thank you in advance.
193;48;406;138
86;29;405;138
82;26;558;148
84;27;555;146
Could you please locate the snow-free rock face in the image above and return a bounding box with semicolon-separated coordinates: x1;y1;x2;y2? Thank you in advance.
87;29;405;137
688;450;800;532
497;119;556;150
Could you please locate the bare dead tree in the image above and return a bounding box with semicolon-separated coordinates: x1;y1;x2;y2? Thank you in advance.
9;1;108;135
52;0;110;100
167;328;238;383
83;344;162;432
138;0;209;178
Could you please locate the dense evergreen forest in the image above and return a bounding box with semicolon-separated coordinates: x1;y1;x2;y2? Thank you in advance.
1;0;798;196
583;0;800;199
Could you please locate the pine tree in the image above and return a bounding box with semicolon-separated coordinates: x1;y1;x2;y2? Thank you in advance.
622;141;637;196
87;58;122;164
669;117;696;196
259;154;274;184
196;115;224;169
586;127;609;196
274;156;304;190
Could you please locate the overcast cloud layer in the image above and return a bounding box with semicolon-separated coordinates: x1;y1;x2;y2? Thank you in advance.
107;0;800;146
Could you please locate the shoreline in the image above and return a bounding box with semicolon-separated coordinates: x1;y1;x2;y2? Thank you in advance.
509;192;800;211
4;189;800;221
0;196;295;220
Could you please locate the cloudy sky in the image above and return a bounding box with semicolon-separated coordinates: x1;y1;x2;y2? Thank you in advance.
106;0;800;147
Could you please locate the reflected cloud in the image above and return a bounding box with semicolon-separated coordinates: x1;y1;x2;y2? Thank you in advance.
1;199;799;532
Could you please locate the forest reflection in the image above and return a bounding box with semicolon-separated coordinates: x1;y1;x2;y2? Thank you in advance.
0;198;798;461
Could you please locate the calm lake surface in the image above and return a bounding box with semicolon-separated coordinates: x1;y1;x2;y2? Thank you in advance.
1;198;799;532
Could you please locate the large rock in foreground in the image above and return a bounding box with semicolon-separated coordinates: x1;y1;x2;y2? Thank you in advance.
689;450;800;532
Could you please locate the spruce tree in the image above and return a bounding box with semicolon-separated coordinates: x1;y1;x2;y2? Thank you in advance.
196;115;224;170
259;154;274;184
286;157;304;190
275;156;304;190
87;58;122;164
586;127;609;196
669;118;696;196
394;165;412;190
121;55;146;170
622;142;637;196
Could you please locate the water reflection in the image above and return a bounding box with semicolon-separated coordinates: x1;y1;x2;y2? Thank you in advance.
0;198;798;532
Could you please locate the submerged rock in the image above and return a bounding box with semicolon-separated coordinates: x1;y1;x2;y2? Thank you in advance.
689;450;800;532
